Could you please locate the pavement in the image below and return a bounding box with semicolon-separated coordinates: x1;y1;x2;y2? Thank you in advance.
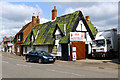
2;52;25;60
1;51;119;70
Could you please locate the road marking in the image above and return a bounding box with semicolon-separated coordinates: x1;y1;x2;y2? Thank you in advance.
46;69;85;77
2;61;9;63
16;64;31;67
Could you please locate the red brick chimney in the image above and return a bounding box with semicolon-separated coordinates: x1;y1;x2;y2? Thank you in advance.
32;13;36;26
52;6;57;20
36;15;40;24
85;16;90;21
3;36;7;41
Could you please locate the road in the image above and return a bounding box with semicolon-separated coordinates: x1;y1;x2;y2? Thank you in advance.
1;53;118;78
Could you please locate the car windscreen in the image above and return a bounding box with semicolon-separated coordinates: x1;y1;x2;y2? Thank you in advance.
29;51;36;54
96;39;105;46
41;51;51;56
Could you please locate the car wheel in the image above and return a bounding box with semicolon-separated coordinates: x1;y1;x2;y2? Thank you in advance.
38;58;42;63
26;57;30;62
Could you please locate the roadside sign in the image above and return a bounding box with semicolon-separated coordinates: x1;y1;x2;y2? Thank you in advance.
70;32;85;41
72;47;76;51
72;52;76;61
8;42;13;46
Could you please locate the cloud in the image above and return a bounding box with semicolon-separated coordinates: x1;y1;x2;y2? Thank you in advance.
1;2;43;22
63;2;118;31
0;2;49;42
40;18;50;24
48;2;99;8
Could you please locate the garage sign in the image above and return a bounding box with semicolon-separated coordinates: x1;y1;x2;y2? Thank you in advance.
70;32;85;41
72;52;76;61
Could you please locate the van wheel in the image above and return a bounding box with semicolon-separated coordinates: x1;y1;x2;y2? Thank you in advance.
26;57;30;62
38;59;42;63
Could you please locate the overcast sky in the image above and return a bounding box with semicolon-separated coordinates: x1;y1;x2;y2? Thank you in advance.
0;1;118;42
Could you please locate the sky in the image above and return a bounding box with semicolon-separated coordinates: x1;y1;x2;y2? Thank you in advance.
0;1;118;42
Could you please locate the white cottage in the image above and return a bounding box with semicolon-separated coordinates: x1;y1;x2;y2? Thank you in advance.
22;10;97;60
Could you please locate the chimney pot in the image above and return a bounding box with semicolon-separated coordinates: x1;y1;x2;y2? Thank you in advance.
54;6;56;9
33;13;35;16
37;16;39;18
85;16;90;21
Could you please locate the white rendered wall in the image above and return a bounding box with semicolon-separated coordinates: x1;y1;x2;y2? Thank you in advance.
55;28;62;56
76;20;93;54
76;20;92;42
76;20;87;31
56;44;62;56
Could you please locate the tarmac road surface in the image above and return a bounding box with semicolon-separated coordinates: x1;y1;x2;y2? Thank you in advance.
1;54;118;78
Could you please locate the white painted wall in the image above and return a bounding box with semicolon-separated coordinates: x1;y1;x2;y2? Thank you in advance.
55;28;61;35
55;28;62;56
76;20;93;54
86;32;92;42
76;20;87;31
76;21;92;42
56;44;62;56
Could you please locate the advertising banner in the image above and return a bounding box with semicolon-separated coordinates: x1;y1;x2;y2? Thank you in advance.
70;32;85;41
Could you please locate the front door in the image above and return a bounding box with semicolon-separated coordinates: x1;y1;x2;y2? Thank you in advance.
71;42;85;60
61;44;69;61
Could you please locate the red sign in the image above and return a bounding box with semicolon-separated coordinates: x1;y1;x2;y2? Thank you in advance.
70;32;85;41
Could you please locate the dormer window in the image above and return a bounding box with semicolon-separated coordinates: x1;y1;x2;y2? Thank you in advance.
18;39;20;41
55;28;61;40
31;35;34;42
55;34;61;40
17;35;21;42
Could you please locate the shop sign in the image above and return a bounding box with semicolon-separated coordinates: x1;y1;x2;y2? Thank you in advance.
8;42;13;46
72;52;76;61
70;32;85;41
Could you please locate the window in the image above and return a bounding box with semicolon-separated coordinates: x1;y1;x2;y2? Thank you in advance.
17;46;20;52
55;34;61;40
31;35;34;42
25;47;27;53
17;35;21;42
95;39;105;46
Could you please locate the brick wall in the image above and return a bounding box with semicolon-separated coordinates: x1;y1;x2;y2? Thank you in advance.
14;15;39;55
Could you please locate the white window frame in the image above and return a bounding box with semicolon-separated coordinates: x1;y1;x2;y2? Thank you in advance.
17;46;20;52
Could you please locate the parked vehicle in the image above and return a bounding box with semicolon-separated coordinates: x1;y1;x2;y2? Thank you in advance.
92;29;118;58
25;51;55;63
